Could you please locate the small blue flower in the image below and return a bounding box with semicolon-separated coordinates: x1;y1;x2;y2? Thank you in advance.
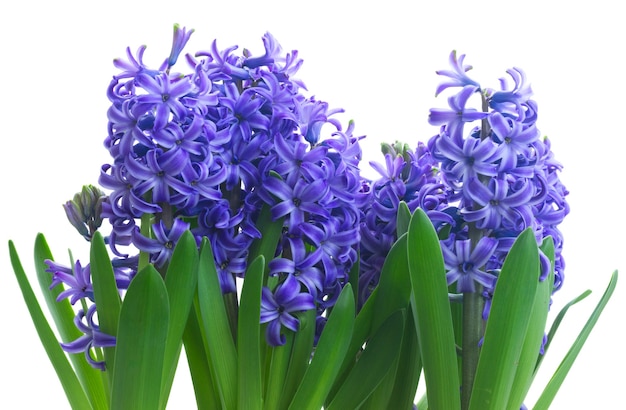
61;305;116;371
442;237;498;293
47;260;94;304
434;50;481;96
260;274;315;346
132;219;190;267
167;24;194;68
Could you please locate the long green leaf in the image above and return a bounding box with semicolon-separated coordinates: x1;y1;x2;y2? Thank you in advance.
470;228;539;410
111;265;170;410
265;331;295;410
369;233;412;332
387;307;422;409
507;237;555;409
34;234;108;409
330;233;411;401
196;238;238;409
90;231;121;380
9;241;92;410
534;289;591;374
247;204;284;276
407;208;460;410
160;230;199;409
237;255;265;410
182;302;220;409
279;308;316;410
327;309;405;410
288;284;355;410
533;270;618;410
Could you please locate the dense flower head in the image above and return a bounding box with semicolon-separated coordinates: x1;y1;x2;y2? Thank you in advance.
420;51;571;335
358;141;451;305
360;51;569;318
95;26;364;349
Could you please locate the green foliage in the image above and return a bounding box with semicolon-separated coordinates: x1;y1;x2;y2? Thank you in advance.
10;212;618;410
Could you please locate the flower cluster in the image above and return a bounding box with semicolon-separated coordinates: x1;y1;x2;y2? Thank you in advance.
361;51;569;319
427;51;569;300
46;26;364;368
358;141;451;305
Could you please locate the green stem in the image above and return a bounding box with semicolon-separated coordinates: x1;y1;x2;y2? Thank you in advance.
461;285;483;409
462;94;491;408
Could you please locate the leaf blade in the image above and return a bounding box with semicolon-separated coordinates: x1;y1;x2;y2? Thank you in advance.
407;208;460;410
111;265;170;410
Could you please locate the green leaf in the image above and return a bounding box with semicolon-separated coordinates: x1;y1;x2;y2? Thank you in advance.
331;233;411;401
507;237;555;409
196;238;238;409
327;309;405;410
407;208;460;410
533;270;618;410
534;289;591;373
288;284;355;410
34;234;108;409
470;228;539;410
237;255;265;410
182;303;220;409
247;204;284;277
369;233;412;332
111;265;170;410
264;332;295;410
160;231;199;409
279;308;316;410
387;307;422;409
90;231;121;380
9;240;92;410
396;201;412;237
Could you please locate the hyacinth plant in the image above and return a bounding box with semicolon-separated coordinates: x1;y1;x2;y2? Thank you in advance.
9;25;618;410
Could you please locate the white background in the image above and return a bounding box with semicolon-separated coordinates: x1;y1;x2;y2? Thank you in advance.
1;0;624;408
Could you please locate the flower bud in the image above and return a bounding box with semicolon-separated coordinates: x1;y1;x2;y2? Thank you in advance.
63;185;106;240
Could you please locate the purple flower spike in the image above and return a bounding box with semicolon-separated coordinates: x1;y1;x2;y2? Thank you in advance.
260;274;315;346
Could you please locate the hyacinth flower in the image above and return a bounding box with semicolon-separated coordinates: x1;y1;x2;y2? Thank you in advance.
8;30;618;410
8;25;385;410
357;51;617;410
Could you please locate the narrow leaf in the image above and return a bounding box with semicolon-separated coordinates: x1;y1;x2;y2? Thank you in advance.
237;255;265;410
196;238;238;409
182;302;220;409
327;309;405;410
507;237;555;409
34;234;108;409
533;270;618;410
288;284;355;410
387;307;422;409
111;265;170;410
331;233;411;400
534;289;591;374
279;308;316;409
90;231;121;379
396;200;411;237
407;208;460;410
470;228;539;410
247;204;284;276
160;230;199;408
9;241;92;410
